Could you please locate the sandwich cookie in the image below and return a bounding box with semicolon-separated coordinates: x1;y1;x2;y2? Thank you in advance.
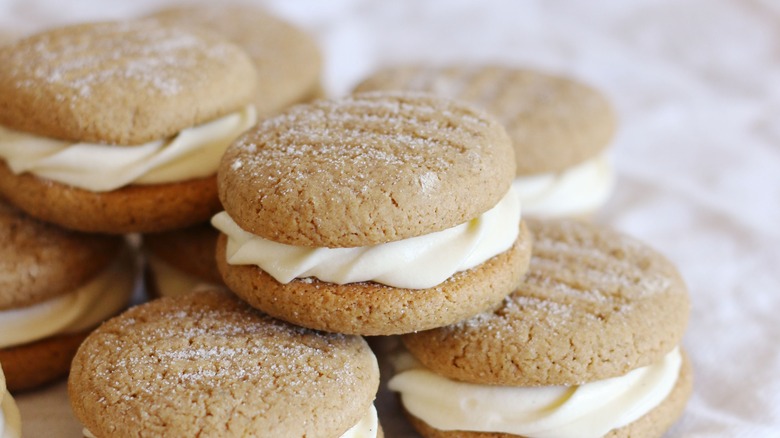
0;364;21;438
389;219;692;438
0;201;135;391
0;20;257;233
212;92;533;335
69;289;382;438
354;65;617;219
143;223;224;298
149;3;323;116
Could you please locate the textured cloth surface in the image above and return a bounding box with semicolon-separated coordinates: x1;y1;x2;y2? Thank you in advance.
5;0;779;437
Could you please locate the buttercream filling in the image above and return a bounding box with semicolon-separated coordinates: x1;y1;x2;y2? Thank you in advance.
388;348;682;438
0;248;136;348
0;368;21;438
145;253;221;298
82;404;377;438
0;105;257;192
340;404;379;438
512;152;614;217
211;187;521;289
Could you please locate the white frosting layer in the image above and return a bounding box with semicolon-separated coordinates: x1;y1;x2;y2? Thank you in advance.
0;368;21;438
0;105;256;192
512;152;615;218
82;404;377;438
340;404;379;438
389;348;682;438
0;248;136;348
145;253;221;298
212;188;521;289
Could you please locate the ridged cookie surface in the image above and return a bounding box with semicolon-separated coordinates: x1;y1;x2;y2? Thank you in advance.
403;219;689;386
69;290;379;437
219;92;516;247
0;20;256;145
354;65;615;174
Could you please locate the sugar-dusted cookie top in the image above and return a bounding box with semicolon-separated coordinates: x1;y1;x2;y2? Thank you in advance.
402;218;689;386
0;20;256;145
354;65;615;174
0;200;122;310
149;4;322;116
219;92;516;247
69;289;379;437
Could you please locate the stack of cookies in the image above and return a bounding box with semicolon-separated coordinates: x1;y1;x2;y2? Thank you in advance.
0;5;693;438
211;92;534;335
388;219;692;437
0;15;262;395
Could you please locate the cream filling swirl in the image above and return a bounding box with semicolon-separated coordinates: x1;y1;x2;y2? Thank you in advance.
0;105;257;192
388;348;682;438
0;248;136;348
0;367;21;438
512;152;614;218
212;188;521;289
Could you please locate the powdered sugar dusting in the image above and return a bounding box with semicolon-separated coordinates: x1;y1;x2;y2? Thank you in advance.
229;92;493;190
4;20;234;101
80;291;375;421
445;220;681;335
528;220;679;301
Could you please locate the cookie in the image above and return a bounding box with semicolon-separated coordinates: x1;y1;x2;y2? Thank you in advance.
212;92;533;335
354;65;617;219
389;219;692;437
149;3;323;116
0;201;136;391
143;222;224;298
0;20;258;233
0;364;21;438
69;289;382;438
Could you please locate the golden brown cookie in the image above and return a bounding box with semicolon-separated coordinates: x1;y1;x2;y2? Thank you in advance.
214;92;531;335
69;289;381;437
353;65;615;175
0;331;89;392
0;200;134;390
143;222;224;298
219;92;516;247
0;200;120;310
0;20;255;144
0;20;257;233
149;3;323;116
403;219;689;385
216;223;532;335
0;164;221;234
391;219;692;437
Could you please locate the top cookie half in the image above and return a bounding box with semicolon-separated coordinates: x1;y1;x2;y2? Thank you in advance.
218;92;516;248
354;65;615;175
402;219;690;386
0;20;257;145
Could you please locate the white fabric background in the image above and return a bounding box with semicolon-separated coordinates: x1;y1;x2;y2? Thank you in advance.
2;0;778;436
